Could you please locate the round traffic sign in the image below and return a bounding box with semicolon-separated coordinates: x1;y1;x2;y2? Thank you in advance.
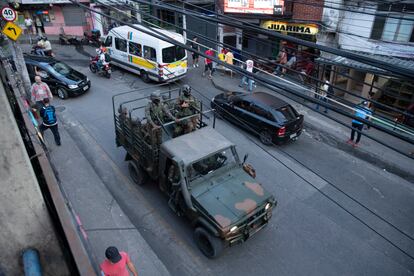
1;7;17;22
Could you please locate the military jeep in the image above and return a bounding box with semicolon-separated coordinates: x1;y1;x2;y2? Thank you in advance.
112;86;276;258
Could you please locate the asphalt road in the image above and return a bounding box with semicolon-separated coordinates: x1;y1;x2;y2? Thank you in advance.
50;46;414;276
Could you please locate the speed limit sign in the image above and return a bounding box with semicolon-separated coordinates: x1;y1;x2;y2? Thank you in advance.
1;7;17;22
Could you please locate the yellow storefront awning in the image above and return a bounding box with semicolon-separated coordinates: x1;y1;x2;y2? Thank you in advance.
261;21;319;35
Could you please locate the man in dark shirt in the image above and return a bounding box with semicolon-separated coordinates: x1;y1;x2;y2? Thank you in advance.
39;98;61;146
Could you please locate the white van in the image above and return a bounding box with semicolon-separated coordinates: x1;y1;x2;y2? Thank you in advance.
103;25;187;83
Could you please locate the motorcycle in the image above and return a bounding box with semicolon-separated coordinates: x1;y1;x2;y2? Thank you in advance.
89;55;111;78
59;33;81;46
81;29;101;47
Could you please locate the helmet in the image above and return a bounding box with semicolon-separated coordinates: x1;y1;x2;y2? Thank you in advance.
96;48;102;55
42;36;47;41
150;91;161;102
182;84;191;96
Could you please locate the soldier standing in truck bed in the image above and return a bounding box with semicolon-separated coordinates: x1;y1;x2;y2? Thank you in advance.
177;85;200;111
145;91;177;144
174;100;195;137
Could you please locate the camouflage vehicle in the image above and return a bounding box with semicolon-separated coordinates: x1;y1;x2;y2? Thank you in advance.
112;86;276;258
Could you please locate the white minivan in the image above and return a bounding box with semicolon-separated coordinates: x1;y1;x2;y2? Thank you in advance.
103;25;187;83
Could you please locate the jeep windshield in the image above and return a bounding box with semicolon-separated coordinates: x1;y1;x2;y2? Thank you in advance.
187;148;237;182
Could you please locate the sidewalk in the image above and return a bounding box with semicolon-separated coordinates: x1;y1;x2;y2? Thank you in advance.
209;71;414;182
42;110;170;275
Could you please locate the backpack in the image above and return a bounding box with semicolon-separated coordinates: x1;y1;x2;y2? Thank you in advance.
104;52;111;62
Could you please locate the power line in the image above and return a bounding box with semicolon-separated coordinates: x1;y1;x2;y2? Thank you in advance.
286;0;414;22
111;0;414;121
156;0;414;78
73;5;414;254
70;0;414;148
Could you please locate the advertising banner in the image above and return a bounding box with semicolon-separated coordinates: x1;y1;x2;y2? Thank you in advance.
224;0;285;15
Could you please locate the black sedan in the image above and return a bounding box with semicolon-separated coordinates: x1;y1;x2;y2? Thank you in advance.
24;54;91;99
211;92;304;145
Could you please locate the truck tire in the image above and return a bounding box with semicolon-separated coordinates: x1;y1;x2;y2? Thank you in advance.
128;162;146;186
194;227;224;259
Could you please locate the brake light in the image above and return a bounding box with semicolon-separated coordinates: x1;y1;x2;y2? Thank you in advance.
277;127;286;137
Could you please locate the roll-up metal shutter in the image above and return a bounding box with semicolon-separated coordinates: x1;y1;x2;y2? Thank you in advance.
62;5;86;27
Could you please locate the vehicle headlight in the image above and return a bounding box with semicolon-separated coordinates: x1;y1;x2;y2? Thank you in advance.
86;77;89;82
68;84;78;89
265;202;271;211
229;226;238;233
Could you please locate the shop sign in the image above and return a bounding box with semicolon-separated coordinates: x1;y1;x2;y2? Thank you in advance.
261;21;319;35
224;0;285;15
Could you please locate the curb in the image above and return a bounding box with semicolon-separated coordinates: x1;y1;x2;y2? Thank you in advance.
51;111;171;276
210;78;414;182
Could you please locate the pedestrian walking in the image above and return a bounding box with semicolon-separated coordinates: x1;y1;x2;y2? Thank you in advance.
31;75;53;109
273;48;287;76
39;98;61;146
224;49;234;78
315;78;330;113
239;59;254;92
100;246;138;276
347;101;372;147
190;36;200;67
202;48;214;79
24;17;33;35
34;16;44;35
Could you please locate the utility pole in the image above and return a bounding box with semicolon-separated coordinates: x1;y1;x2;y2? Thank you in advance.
10;39;31;98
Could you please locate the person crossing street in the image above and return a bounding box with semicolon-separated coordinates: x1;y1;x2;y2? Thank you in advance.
347;101;372;147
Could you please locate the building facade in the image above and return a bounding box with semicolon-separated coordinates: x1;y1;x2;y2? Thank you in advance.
217;0;324;60
318;0;414;113
16;0;94;36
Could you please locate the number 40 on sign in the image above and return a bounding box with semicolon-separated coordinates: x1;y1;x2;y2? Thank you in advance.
1;7;17;22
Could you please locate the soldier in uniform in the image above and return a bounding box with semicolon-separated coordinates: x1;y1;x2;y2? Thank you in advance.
145;91;177;144
174;100;195;137
178;85;200;129
177;84;200;111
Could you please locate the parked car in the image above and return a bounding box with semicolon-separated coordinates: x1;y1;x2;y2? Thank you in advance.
24;54;91;99
211;91;304;145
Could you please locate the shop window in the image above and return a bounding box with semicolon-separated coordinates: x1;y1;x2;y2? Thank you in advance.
143;46;157;61
129;42;142;57
115;38;127;52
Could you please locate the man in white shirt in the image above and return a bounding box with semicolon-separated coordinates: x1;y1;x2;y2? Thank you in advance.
239;59;254;92
24;17;33;34
43;37;53;56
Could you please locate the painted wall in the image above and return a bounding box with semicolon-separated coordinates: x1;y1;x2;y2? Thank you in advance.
43;5;93;36
334;2;414;58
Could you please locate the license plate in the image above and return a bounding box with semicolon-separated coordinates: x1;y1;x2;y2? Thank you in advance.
290;133;297;139
83;85;89;91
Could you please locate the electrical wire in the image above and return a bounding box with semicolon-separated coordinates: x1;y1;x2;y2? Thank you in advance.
70;0;414;149
72;1;414;259
130;0;414;78
109;0;414;125
173;6;414;122
189;86;414;261
285;0;414;22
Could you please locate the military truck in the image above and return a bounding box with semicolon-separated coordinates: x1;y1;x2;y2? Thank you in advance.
112;86;276;258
